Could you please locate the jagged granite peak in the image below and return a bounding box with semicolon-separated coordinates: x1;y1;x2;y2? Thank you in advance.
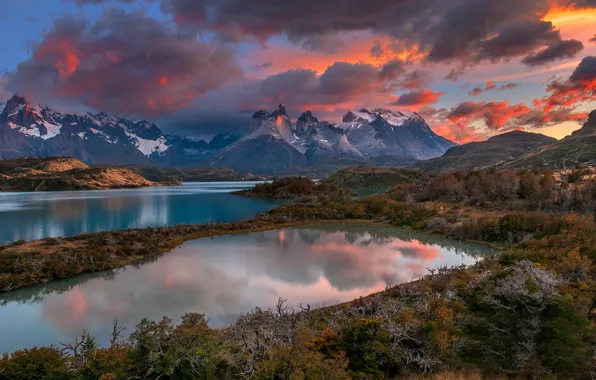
298;110;319;123
296;110;321;136
251;110;270;119
343;109;377;123
272;103;288;118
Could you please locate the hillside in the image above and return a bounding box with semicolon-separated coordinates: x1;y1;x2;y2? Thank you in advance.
415;131;557;172
0;157;174;191
505;110;596;169
128;166;266;182
323;166;432;188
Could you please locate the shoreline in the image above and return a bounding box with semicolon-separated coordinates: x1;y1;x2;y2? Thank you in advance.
0;217;499;294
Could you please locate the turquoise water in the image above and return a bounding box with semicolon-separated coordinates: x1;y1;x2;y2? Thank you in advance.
0;182;279;245
0;223;498;353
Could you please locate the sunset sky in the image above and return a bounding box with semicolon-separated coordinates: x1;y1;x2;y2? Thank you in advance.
0;0;595;142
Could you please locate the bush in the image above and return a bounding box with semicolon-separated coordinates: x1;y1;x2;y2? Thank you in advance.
0;347;74;380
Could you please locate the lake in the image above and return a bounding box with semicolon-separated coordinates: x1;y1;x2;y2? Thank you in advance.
0;182;280;245
0;223;498;354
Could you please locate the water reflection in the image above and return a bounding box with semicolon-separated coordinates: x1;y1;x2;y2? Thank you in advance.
0;182;278;245
0;224;497;354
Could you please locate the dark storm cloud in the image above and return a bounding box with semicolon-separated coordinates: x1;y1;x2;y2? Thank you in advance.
65;0;595;65
5;8;242;119
397;70;431;89
390;89;444;106
159;61;429;137
478;20;561;61
318;62;383;96
521;39;584;66
378;60;406;81
160;0;586;61
448;102;480;119
569;56;596;82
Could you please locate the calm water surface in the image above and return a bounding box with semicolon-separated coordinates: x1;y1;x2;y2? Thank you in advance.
0;182;279;245
0;223;497;353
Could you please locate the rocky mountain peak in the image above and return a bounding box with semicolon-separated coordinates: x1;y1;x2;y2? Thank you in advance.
298;110;319;123
2;94;29;116
251;110;269;119
589;109;596;124
271;103;289;118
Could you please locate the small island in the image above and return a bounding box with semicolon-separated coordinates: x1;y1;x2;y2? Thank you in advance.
0;157;179;192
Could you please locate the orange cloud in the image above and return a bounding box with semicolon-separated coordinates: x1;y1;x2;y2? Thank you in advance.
392;89;445;106
34;39;81;80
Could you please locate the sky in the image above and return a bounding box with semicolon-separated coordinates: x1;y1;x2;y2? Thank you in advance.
0;0;595;142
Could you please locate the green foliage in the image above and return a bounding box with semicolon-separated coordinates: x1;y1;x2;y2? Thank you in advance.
236;177;352;201
254;330;350;380
387;169;596;213
0;347;75;380
340;317;392;376
127;314;227;380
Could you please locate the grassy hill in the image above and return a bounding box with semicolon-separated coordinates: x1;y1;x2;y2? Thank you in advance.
505;110;596;169
0;157;175;192
415;131;557;172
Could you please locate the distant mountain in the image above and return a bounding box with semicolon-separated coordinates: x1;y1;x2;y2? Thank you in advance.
0;95;457;174
416;131;557;172
210;105;453;174
337;109;456;159
0;157;172;192
504;110;596;169
0;95;238;166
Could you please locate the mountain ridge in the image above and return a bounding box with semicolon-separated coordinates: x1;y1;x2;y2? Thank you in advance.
1;95;459;174
209;104;456;173
0;95;238;167
504;110;596;169
416;130;558;172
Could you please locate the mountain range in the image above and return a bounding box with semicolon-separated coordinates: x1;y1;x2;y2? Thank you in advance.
0;96;456;173
0;95;239;167
3;94;592;175
209;104;456;173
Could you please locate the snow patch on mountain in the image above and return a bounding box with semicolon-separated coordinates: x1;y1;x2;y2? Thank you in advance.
125;132;169;157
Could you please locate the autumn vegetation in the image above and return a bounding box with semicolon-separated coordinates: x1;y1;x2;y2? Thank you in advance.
2;171;596;379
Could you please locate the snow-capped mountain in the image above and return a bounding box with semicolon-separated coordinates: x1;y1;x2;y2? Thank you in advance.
338;108;456;160
0;95;456;172
0;95;237;166
210;104;456;173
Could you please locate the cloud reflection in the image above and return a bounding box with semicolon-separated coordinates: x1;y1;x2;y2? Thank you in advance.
0;224;497;353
